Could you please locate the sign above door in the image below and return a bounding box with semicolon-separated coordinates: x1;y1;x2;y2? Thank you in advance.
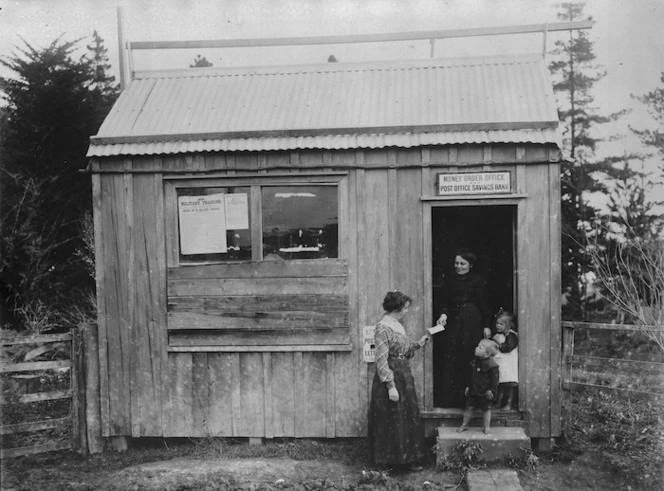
437;171;511;196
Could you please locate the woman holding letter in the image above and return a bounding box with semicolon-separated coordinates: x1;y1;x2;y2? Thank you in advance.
368;291;430;471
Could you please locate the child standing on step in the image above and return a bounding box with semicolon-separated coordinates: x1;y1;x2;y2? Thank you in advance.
492;309;519;411
457;338;499;434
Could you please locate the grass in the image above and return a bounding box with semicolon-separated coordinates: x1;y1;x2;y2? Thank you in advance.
559;388;664;488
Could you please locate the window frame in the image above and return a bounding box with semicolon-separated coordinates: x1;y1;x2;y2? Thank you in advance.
164;173;347;267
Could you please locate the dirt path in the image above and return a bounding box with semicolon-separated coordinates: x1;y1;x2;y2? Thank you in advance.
109;458;460;490
1;450;644;490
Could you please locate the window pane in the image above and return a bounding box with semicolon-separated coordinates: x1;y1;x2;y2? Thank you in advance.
177;187;251;263
262;186;338;260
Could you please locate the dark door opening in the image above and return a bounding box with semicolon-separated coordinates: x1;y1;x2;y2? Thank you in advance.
432;205;515;408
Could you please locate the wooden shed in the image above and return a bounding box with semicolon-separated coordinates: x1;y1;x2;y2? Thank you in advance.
87;32;564;446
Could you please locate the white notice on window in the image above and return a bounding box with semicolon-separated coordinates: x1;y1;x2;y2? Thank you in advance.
224;193;249;230
178;194;227;255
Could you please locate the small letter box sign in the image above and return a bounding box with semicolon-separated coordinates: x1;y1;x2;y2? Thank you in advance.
363;325;376;363
437;171;511;196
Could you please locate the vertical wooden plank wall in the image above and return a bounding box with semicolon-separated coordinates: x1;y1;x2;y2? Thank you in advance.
548;161;562;437
359;167;391;427
130;163;166;436
519;163;553;438
99;171;132;435
95;145;561;439
390;165;426;399
333;167;363;437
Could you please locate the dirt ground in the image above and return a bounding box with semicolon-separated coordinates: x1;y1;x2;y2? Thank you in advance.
0;444;647;491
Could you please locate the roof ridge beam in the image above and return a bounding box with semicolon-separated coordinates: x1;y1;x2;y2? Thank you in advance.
129;21;592;50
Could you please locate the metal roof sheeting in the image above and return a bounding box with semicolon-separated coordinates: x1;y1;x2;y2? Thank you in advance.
88;129;561;156
88;55;560;157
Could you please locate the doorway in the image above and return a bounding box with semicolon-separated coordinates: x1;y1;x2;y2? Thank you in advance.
431;205;516;408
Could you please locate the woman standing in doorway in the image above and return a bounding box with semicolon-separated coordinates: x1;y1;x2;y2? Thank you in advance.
436;249;491;407
368;291;430;471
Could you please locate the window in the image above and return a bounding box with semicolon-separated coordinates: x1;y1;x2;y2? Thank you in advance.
165;174;349;351
262;186;338;260
168;177;340;265
177;187;252;263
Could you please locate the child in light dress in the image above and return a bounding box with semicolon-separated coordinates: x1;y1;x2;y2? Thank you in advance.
492;309;519;411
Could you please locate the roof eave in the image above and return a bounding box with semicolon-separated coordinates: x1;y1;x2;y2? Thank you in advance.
89;121;559;147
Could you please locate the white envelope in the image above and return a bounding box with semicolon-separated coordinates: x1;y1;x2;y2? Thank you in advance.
427;324;446;335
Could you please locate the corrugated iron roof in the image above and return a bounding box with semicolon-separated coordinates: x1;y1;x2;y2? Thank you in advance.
88;129;560;156
88;54;560;157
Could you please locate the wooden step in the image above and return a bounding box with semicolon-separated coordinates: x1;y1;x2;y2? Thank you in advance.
422;409;526;438
467;469;523;491
436;426;530;464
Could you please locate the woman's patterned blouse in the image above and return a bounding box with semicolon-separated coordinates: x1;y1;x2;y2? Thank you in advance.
374;316;422;389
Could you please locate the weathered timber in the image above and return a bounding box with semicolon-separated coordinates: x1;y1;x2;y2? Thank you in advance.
169;328;351;347
168;258;348;279
168;294;348;312
167;310;349;330
168;276;348;297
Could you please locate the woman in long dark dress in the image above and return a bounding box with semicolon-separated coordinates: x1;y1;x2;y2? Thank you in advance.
436;249;491;407
368;291;429;471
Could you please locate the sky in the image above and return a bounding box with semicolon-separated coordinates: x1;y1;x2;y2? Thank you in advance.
1;0;663;182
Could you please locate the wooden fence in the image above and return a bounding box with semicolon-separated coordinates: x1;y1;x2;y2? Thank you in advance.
562;321;664;399
0;331;83;458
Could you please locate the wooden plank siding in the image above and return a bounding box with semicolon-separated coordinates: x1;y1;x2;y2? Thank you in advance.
130;171;166;437
518;162;555;438
167;259;351;347
92;144;562;440
99;173;132;436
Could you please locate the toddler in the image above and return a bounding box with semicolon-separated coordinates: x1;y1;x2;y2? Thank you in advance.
457;338;499;434
492;310;519;411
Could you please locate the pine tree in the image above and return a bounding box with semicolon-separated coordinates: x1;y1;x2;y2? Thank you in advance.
634;72;664;177
0;36;118;330
548;2;634;318
85;31;118;97
190;54;213;67
602;161;663;240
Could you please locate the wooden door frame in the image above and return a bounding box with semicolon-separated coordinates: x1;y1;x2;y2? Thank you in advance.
421;197;525;411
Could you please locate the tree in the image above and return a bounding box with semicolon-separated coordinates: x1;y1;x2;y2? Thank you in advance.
0;36;118;331
85;31;117;96
548;2;635;319
602;161;663;241
190;54;213;67
588;232;664;353
634;72;664;177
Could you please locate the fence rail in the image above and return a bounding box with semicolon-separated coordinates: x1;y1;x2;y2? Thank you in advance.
0;331;81;459
562;321;664;399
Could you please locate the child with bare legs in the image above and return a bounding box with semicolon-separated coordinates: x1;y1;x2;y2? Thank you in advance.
492;309;519;411
456;339;499;434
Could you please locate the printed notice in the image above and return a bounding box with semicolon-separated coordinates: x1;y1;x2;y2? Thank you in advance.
438;171;511;196
178;193;227;255
363;325;376;363
224;193;249;230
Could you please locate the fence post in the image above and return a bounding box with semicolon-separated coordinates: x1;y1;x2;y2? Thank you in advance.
76;327;90;455
85;321;104;454
71;329;81;453
562;324;575;389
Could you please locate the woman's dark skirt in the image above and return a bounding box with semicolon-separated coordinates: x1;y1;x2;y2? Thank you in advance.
368;357;425;465
437;304;484;407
